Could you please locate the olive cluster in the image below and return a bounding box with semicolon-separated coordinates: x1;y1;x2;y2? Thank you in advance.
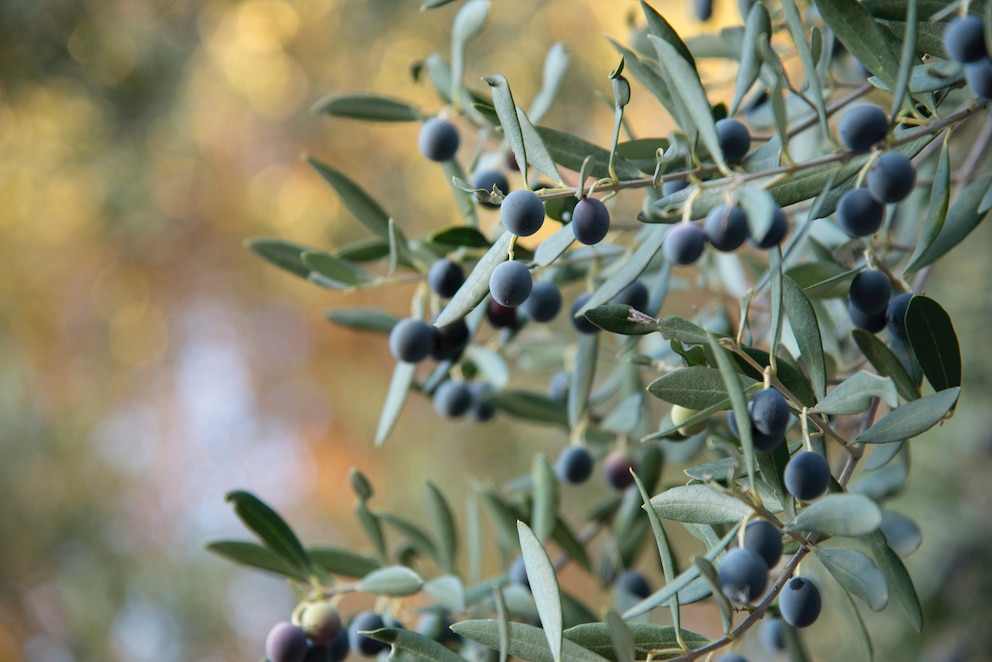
264;603;347;662
264;603;462;661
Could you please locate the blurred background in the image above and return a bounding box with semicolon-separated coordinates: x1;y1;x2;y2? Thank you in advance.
1;0;990;660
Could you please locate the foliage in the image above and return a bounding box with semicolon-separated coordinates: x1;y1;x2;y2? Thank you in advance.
212;1;989;661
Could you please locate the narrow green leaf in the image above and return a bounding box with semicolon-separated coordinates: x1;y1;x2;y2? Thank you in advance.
429;226;491;249
375;361;417;445
451;0;490;108
647;367;757;410
730;2;771;116
205;541;309;582
306;155;394;241
224;491;311;574
787;261;853;295
379;513;438;562
867;59;963;94
768;247;785;368
493;584;510;662
811;371;899;415
311;93;422;122
334;237;391;262
442;159;480;228
855;387;960;444
648;36;727;171
737;346;816;408
518;108;564;184
425;482;458;574
879;509;922;558
531;455;560;544
607;40;681;142
307;545;380;578
365;627;465;662
783;275;827;400
864;439;904;472
534;223;576;268
552;517;591;572
355;502;386;563
888;0;917;123
693;557;734;633
787;494;882;536
585;305;659;336
563;622;709;661
435;231;512;328
302;251;372;286
853;329;921;402
781;0;830;138
452;620;610;662
517;521;564;662
605;611;635;662
867;530;923;631
813;0;901;90
421;0;457;8
708;332;756;494
487;389;567;427
325;308;398;335
656;317;709;345
529;42;570;124
577;228;666;313
476;486;521;554
358;566;424;596
641;1;695;69
484;75;528;176
424;574;466;613
905;296;961;392
568;333;599;428
815;547;889;612
535;126;643;179
906;135;950;270
650;485;752;524
836;579;875;662
622;526;738;619
246;237;316;279
632;472;680;630
904;172;992;273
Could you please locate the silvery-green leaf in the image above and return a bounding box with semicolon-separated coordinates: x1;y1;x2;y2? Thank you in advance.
905;296;961;393
311;93;422;122
811;371;899;415
648;36;727;172
879;510;922;558
424;575;465;613
563;622;709;660
867;530;923;631
783;275;827;400
647;367;757;410
853;329;920;403
375;361;417;445
787;494;881;536
650;485;752;524
223;491;312;575
434;231;512;328
325;309;398;335
815;547;888;612
855;388;960;444
453;620;610;662
517;521;564;662
425;482;458;574
359;565;423;596
365;627;464;662
529;43;570;124
205;541;308;582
